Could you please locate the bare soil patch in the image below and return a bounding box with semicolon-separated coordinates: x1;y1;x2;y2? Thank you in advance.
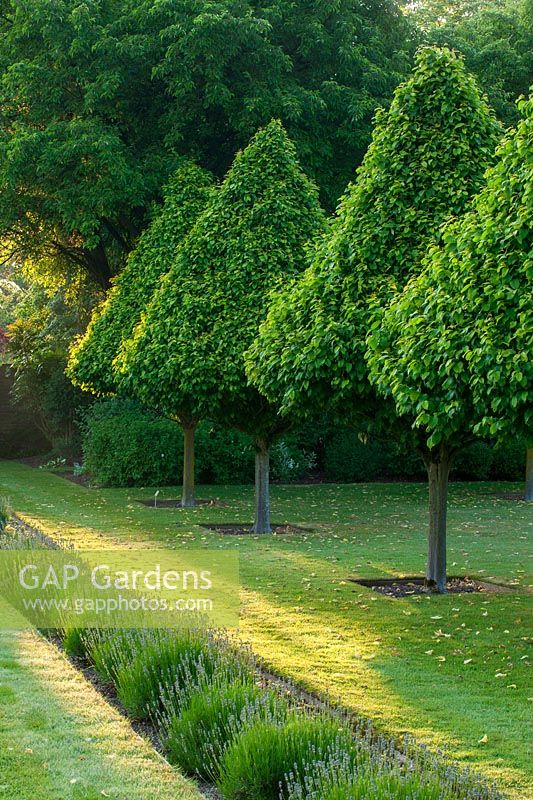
492;491;527;501
137;498;226;508
202;522;311;536
349;575;515;597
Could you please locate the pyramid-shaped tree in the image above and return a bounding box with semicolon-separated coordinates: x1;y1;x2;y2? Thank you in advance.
246;48;501;584
368;95;532;589
68;160;214;505
120;121;326;532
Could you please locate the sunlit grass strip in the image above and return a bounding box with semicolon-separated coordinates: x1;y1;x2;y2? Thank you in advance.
0;629;202;800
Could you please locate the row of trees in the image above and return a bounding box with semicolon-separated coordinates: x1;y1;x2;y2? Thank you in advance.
69;47;532;590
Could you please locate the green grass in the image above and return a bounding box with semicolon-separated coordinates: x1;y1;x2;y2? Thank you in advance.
0;460;531;798
0;628;203;800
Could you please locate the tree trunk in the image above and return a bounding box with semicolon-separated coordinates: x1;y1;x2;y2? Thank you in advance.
181;420;197;508
526;447;533;502
425;444;452;594
252;439;271;534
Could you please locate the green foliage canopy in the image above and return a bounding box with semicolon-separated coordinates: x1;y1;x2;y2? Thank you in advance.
0;0;183;287
7;282;91;445
246;48;502;423
120;120;326;438
367;95;533;447
67;161;214;397
412;0;533;126
0;0;412;289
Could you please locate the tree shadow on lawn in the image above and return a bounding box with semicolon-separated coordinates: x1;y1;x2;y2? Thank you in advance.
239;567;531;799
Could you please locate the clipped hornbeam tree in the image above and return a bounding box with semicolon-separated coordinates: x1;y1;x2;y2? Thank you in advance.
120;120;326;532
68;161;214;506
367;95;532;591
246;48;501;579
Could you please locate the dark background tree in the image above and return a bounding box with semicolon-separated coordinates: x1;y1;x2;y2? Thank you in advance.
0;0;412;289
6;273;95;451
405;0;532;126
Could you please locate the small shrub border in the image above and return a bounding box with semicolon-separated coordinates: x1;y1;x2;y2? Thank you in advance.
5;515;502;800
57;621;502;800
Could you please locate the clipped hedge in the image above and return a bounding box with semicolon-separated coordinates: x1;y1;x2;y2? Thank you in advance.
323;431;424;483
81;399;527;487
81;399;314;487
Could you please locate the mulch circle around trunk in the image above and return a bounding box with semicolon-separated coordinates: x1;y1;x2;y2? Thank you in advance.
349;576;515;597
137;498;226;508
202;523;311;536
492;491;527;501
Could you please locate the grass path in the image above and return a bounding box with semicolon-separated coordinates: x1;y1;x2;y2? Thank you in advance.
0;628;202;800
0;461;531;798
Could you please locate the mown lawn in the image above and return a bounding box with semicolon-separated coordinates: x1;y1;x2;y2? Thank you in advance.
0;460;531;798
0;627;202;800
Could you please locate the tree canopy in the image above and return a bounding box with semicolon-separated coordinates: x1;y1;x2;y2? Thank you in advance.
367;94;532;448
0;0;412;289
120;120;326;437
364;93;531;587
246;48;502;423
120;119;326;529
67;160;214;397
410;0;533;126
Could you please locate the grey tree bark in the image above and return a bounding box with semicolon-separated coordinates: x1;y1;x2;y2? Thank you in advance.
252;438;271;534
181;420;197;508
424;443;452;593
526;447;533;502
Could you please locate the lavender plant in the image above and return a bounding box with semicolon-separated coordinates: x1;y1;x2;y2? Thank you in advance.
218;712;360;800
285;735;503;800
163;678;289;782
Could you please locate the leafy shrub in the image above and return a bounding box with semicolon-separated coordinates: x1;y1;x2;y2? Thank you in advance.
87;628;145;683
85;626;252;721
81;399;184;487
62;627;89;658
324;431;424;482
218;714;357;800
82;398;524;486
285;736;502;800
0;497;10;532
116;631;215;720
196;424;254;484
165;679;288;781
288;757;455;800
452;438;527;481
452;442;493;480
491;437;527;480
82;399;316;486
324;431;385;482
270;438;316;483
